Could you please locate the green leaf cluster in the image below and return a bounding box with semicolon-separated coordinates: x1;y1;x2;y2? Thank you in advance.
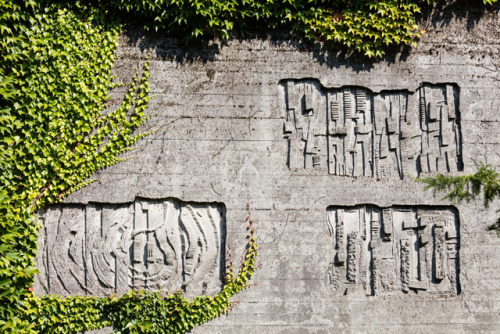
93;0;497;57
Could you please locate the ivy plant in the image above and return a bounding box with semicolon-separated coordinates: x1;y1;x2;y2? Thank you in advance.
97;0;498;57
1;1;258;333
0;1;151;331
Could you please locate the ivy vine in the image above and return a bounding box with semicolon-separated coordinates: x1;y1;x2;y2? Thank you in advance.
98;0;498;57
1;0;258;332
0;1;150;332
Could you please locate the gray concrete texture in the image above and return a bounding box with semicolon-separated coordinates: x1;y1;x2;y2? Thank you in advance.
37;6;500;334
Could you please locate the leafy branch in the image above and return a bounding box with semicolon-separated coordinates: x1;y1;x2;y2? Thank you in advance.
418;164;500;233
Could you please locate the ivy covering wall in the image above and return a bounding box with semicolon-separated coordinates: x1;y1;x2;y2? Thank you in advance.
101;0;498;57
0;1;150;332
0;0;497;333
0;0;258;332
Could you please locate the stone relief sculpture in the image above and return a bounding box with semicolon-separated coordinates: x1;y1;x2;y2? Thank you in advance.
326;206;459;296
282;80;462;178
34;199;226;297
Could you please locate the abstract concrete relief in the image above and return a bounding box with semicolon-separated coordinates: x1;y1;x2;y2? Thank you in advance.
326;206;459;296
282;80;462;178
34;199;226;297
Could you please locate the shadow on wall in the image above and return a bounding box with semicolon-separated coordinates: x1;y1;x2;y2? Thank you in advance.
421;0;499;32
122;0;498;72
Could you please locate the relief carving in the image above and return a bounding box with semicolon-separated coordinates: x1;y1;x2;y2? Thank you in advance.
34;199;226;297
283;80;462;178
326;206;460;296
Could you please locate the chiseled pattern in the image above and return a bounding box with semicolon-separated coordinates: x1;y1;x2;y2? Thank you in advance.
34;200;225;297
283;81;462;178
326;206;459;296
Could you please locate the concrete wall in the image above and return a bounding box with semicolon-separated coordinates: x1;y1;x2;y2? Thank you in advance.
38;6;500;334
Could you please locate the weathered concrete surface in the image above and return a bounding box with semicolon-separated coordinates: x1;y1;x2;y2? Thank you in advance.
39;5;500;334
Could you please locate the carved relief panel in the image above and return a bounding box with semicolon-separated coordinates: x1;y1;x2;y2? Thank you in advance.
34;199;226;296
326;206;459;296
282;80;462;178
